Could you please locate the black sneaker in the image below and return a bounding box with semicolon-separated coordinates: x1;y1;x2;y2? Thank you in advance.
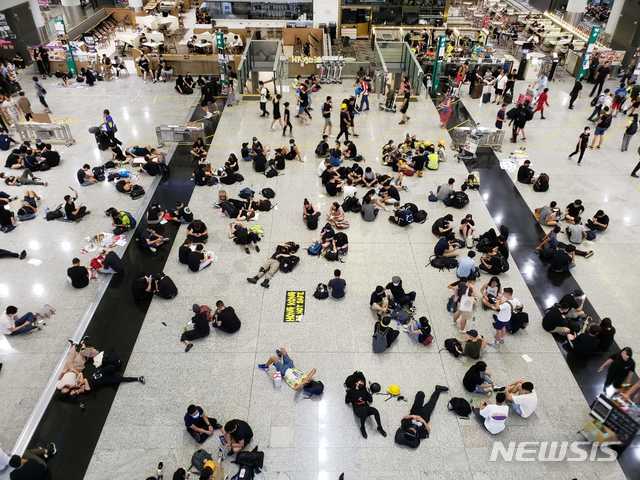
19;250;26;259
360;426;368;439
435;385;449;393
138;376;146;384
185;343;194;353
260;279;270;288
377;426;387;437
247;276;258;284
493;386;506;393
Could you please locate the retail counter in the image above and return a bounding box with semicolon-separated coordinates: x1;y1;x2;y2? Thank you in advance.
132;50;241;76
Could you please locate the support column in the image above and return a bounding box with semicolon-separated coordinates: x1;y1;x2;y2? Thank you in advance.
28;0;47;42
605;0;625;36
565;0;587;26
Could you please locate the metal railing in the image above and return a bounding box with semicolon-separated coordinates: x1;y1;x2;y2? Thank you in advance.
156;122;205;146
450;126;505;152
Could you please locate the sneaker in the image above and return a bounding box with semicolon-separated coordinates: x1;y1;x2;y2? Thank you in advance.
247;276;258;284
377;426;387;437
185;343;194;353
360;426;368;439
585;250;594;258
19;250;26;259
255;245;260;253
257;363;269;371
138;376;146;384
435;385;449;392
260;279;270;288
632;174;639;178
244;247;250;254
493;386;506;393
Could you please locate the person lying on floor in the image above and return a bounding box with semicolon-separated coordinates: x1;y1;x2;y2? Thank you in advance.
61;357;145;396
0;248;27;260
395;385;449;448
17;191;40;221
344;372;387;439
258;347;321;396
229;221;261;254
2;169;48;186
246;243;299;288
89;249;124;276
77;164;97;186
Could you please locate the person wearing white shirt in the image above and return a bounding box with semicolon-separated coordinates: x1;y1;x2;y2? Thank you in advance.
258;81;269;117
492;287;517;344
476;393;509;434
343;179;357;199
506;381;538;418
495;71;508;104
231;35;243;53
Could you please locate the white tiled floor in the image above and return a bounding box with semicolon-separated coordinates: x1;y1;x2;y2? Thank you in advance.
55;80;628;479
0;70;195;449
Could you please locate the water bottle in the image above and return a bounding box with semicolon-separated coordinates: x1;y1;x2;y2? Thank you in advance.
272;371;282;388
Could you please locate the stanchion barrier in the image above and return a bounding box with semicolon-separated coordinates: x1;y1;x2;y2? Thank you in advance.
15;122;75;146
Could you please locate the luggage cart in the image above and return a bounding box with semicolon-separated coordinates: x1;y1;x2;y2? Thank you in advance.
155;122;205;147
15;122;75;146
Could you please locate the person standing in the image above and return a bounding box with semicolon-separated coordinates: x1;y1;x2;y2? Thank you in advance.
621;113;638;152
32;76;50;113
534;88;550;119
359;77;370;111
588;89;609;121
102;109;122;146
270;93;283;131
398;90;411;125
590;62;610;98
590;107;612;149
495;103;507;130
282;101;292;137
322;96;332;136
569;127;591;164
336;103;350;141
258;81;269;117
568;78;582;109
16;91;32;121
494;69;508;104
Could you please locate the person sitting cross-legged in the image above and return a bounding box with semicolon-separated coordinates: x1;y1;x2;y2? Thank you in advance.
184;404;222;443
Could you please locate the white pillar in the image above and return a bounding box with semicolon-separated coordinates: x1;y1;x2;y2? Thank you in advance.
129;0;144;9
605;0;625;36
313;0;339;28
29;0;45;29
60;0;81;6
565;0;587;25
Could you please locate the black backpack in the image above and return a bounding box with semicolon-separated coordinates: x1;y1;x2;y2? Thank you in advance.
221;201;239;218
429;255;458;271
448;397;472;417
509;311;529;334
444;338;463;357
533;173;549;192
315;141;329;157
444;191;469;209
279;255;300;273
261;187;275;199
265;165;278;178
306;213;319;230
92;166;105;181
414;210;428;224
313;283;329;299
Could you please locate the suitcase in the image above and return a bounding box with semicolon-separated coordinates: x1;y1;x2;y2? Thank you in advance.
503;92;513;104
470;84;482;99
482;92;491;104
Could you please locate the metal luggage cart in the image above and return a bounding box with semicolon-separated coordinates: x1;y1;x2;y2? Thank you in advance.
15;122;75;146
155;122;205;146
449;126;505;152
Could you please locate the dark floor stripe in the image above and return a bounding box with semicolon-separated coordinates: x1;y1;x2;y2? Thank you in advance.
26;100;225;479
433;94;640;478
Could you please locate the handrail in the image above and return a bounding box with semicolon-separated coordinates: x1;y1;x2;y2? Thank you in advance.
67;8;110;40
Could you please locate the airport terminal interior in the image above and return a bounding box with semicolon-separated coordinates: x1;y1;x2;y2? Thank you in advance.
2;0;640;479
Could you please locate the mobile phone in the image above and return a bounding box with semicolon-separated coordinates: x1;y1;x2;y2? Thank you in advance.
276;349;282;357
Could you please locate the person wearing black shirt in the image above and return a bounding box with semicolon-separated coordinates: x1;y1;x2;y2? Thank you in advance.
187;219;208;243
337;105;350;141
598;317;616;352
599;347;635;389
589;63;610;98
569;127;591;164
282;101;292;137
549;245;575;273
328;269;346;299
395;386;449;448
385;276;416;306
77;164;96;186
517;160;535;184
181;305;212;352
9;443;56;480
379;181;400;205
223;419;253;453
432;214;454;237
322;96;332;136
212;300;241;333
184;404;222;443
586;210;609;232
63;190;89;221
67;258;90;288
345;380;387;439
568;79;582;109
541;304;571;336
564;199;584;224
462;361;495;394
566;324;601;357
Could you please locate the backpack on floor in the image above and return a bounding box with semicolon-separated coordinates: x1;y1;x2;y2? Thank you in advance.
261;187;275;199
279;255;300;273
45;206;64;221
0;134;11;151
429;255;458;271
92;166;106;182
306;213;319;230
495;255;509;273
509;311;529;334
313;283;329;299
533;173;549;192
444;191;469;209
307;241;322;256
448;397;472;417
444;338;463;357
191;449;213;473
130;185;145;200
239;187;255;200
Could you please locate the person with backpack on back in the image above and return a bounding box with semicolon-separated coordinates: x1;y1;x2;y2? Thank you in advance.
394;385;449;448
106;207;136;235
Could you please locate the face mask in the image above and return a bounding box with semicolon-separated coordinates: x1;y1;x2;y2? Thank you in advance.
191;412;200;419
